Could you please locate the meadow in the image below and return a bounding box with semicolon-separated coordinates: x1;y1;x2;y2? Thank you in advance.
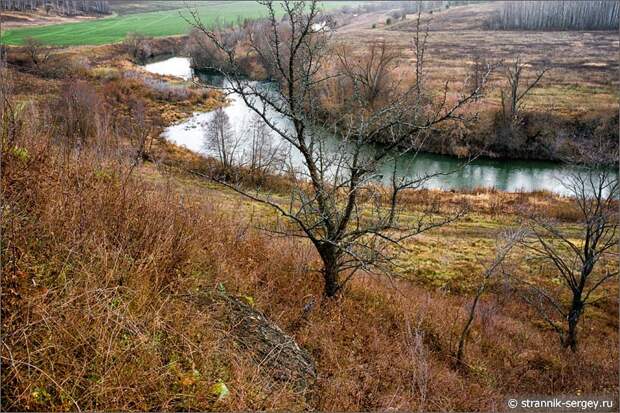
0;1;352;46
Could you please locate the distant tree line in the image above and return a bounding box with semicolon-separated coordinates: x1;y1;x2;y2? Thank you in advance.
487;1;619;31
0;0;110;15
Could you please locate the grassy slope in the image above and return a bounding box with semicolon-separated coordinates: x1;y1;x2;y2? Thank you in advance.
1;48;617;410
107;1;225;16
0;1;353;46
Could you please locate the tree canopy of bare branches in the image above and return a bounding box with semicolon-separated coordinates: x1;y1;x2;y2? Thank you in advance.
202;107;240;170
500;56;549;122
516;153;618;352
185;1;490;298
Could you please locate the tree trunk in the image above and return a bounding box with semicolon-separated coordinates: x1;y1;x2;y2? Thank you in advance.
320;245;340;298
456;290;483;365
563;296;582;352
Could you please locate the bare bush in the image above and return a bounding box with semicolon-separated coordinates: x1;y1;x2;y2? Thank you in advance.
122;32;152;64
53;81;103;149
127;100;153;164
23;36;51;70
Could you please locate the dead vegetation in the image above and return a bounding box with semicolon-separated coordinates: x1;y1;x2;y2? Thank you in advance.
1;4;618;411
2;57;619;413
334;2;619;162
3;111;618;410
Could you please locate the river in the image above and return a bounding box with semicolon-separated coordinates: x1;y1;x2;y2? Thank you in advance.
143;56;613;196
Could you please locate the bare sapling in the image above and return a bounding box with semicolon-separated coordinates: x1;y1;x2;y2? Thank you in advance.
456;228;526;365
516;146;618;352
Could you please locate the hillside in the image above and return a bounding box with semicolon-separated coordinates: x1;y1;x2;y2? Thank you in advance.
0;1;355;45
1;2;619;411
2;36;619;410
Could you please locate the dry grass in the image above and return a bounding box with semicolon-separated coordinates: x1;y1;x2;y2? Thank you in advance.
344;2;619;104
4;127;617;411
332;2;618;161
3;136;617;412
1;44;618;411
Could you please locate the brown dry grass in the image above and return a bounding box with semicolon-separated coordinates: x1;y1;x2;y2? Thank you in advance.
340;2;619;108
3;128;617;411
1;44;618;411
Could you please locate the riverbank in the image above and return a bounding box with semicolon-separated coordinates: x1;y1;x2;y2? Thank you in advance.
181;2;618;165
137;54;615;195
6;38;613;195
3;38;595;224
187;52;618;166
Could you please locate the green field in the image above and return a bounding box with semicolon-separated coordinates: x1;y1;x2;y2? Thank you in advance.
0;1;353;46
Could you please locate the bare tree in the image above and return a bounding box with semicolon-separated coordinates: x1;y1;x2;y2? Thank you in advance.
23;37;51;70
456;228;525;365
203;107;240;170
516;152;618;352
245;113;284;177
500;56;549;122
186;0;489;298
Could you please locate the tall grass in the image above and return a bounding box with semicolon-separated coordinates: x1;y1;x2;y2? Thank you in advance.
1;61;618;411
